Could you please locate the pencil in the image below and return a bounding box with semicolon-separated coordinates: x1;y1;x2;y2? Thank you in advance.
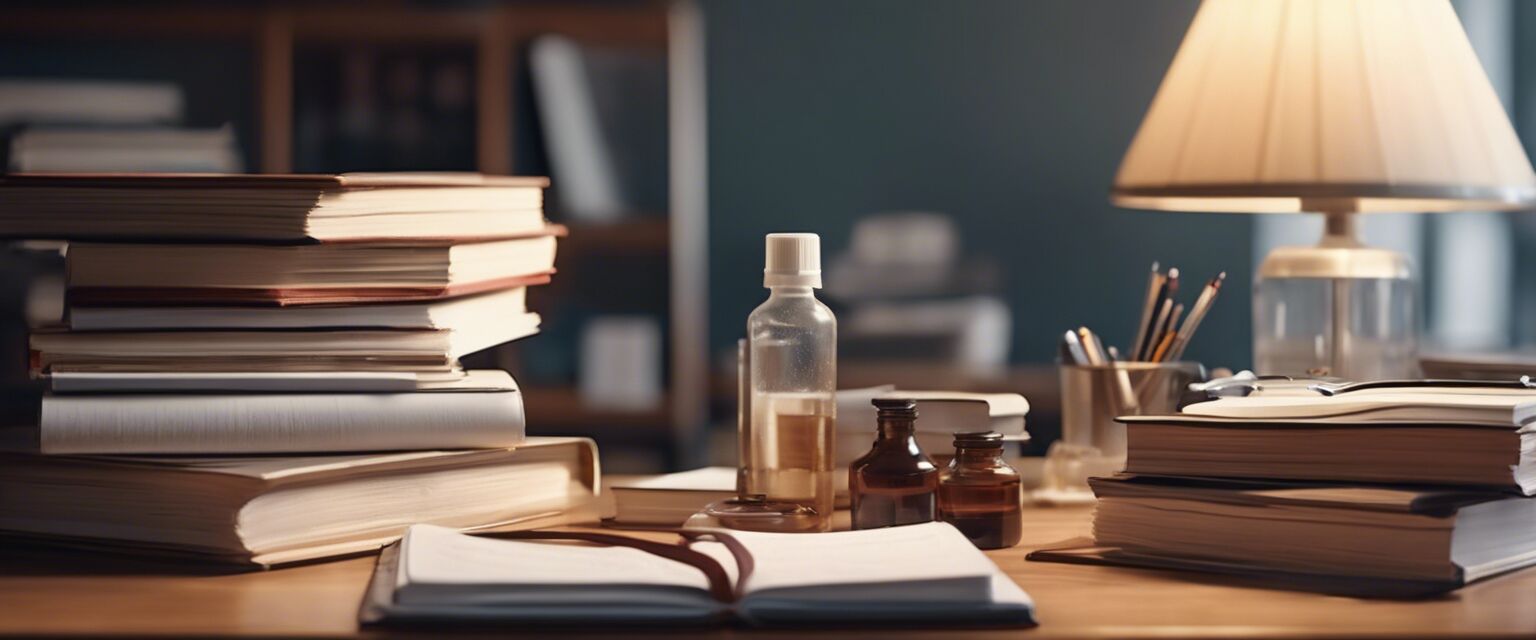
1166;272;1226;362
1140;297;1174;361
1152;304;1184;362
1130;262;1161;361
1078;327;1107;365
1151;330;1176;363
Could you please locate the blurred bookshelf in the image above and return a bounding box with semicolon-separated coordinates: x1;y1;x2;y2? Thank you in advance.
0;1;710;471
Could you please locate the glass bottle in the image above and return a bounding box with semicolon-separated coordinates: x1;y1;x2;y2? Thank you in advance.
938;431;1022;549
850;398;939;530
742;233;837;532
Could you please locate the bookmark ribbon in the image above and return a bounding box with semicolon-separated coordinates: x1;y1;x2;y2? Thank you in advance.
474;529;753;604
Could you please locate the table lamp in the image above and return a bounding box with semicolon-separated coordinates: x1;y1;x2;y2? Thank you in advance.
1111;0;1536;380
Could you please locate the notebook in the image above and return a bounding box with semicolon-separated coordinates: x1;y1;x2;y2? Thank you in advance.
10;370;525;454
0;172;548;242
0;437;599;567
608;467;738;526
836;387;1030;436
1029;474;1536;596
360;521;1034;627
65;231;560;306
1122;388;1536;493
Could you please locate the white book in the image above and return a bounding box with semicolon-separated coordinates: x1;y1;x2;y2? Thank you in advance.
32;312;538;374
69;287;527;331
9;126;243;173
21;370;525;454
0;437;599;567
837;386;1030;435
360;521;1034;627
609;467;737;526
48;370;473;394
1181;391;1536;426
0;79;181;126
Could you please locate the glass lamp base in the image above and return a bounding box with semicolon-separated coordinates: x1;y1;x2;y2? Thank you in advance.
1253;254;1419;381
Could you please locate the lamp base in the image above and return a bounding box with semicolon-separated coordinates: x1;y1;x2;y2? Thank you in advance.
1253;213;1420;381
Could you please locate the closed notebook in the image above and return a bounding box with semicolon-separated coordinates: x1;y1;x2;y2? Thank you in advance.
65;232;560;306
836;387;1030;436
608;467;739;526
0;437;599;567
6;370;525;454
0;172;548;242
1029;474;1536;596
1122;389;1536;493
360;521;1034;628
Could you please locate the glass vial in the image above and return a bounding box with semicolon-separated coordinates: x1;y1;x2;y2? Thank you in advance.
939;431;1022;549
850;398;939;530
743;233;837;532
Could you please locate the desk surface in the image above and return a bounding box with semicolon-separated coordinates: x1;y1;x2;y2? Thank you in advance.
3;505;1536;638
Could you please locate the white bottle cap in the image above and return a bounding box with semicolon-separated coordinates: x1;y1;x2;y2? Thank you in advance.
763;232;822;288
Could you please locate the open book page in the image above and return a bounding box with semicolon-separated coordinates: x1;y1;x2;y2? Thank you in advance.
701;522;1032;624
706;522;999;602
1182;393;1536;425
395;524;720;612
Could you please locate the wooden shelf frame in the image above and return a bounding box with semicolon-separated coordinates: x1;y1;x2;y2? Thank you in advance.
1;2;667;174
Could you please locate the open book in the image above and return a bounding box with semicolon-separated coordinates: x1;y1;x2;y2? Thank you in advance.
360;522;1034;627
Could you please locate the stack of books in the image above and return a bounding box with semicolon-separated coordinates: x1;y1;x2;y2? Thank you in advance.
1032;384;1536;595
0;172;600;567
0;79;242;172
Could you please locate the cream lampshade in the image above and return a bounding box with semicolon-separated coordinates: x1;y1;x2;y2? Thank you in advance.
1111;0;1536;380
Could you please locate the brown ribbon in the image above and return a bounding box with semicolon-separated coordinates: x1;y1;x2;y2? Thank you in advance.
474;529;755;604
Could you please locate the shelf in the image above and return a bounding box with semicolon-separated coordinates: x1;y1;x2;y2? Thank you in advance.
1;4;667;46
521;385;674;440
558;218;671;255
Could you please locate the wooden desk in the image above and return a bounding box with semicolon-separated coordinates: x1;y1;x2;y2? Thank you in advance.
2;505;1535;638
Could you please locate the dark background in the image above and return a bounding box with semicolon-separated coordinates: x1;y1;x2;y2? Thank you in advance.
702;0;1251;368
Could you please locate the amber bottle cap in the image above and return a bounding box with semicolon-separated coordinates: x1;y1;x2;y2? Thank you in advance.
872;397;919;419
953;430;1004;448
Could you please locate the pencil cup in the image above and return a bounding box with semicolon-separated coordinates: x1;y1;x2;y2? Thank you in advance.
1058;361;1204;460
1038;362;1206;503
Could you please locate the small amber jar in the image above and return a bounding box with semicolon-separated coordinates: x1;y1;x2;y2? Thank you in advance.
938;431;1022;549
849;398;939;530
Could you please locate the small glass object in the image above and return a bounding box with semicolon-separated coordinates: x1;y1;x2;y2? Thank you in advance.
849;398;938;530
939;431;1022;549
1252;212;1419;380
725;233;837;533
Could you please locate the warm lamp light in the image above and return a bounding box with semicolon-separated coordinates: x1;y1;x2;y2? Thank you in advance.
1112;0;1536;380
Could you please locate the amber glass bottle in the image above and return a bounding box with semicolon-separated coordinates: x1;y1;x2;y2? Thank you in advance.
939;431;1022;549
849;398;939;530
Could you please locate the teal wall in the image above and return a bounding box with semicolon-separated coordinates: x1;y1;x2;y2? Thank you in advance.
704;0;1257;369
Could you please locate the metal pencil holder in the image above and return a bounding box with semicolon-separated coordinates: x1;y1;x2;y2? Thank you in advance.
1058;361;1206;461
